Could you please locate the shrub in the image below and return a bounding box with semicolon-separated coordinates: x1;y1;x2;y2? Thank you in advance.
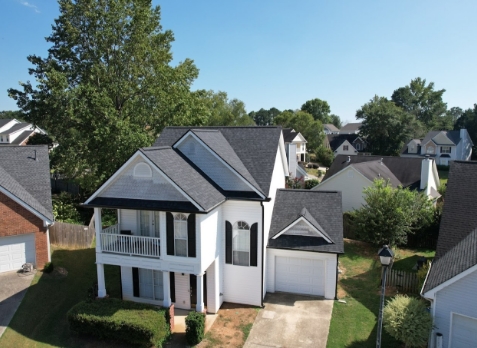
52;192;82;223
383;295;432;347
68;298;170;347
286;176;304;189
305;179;320;190
185;311;205;345
43;262;54;273
417;260;430;291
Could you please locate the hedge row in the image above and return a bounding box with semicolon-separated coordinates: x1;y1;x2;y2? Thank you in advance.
67;298;170;347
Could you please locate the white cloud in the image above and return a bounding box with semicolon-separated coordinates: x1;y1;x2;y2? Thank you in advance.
18;1;40;13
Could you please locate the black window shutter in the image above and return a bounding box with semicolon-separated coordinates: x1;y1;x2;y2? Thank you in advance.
170;272;175;303
166;212;174;255
225;221;232;264
250;223;258;267
188;214;196;257
132;267;139;297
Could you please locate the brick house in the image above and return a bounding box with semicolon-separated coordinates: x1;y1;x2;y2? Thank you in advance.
0;146;54;273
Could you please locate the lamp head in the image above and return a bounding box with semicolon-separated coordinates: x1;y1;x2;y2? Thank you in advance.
378;245;394;266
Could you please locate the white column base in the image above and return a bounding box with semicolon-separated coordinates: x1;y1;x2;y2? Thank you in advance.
97;263;107;298
196;273;204;312
163;271;172;307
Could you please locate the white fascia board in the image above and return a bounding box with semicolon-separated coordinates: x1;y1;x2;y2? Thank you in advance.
293;132;307;143
84;150;203;211
422;263;477;299
278;133;289;178
272;216;332;243
296;165;308;177
0;186;53;225
174;131;266;199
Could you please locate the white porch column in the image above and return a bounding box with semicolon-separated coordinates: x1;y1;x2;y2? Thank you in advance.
163;271;171;307
97;263;107;298
94;207;102;252
196;272;205;312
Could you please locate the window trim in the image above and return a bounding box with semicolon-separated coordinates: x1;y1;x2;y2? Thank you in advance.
173;213;189;257
343;145;349;151
426;146;434;154
232;221;250;266
441;146;451;154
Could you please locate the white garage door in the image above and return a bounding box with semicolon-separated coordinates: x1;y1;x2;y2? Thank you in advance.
275;256;325;296
0;234;36;273
451;314;477;348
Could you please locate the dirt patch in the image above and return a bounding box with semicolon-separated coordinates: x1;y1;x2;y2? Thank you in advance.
41;266;68;279
197;302;259;348
336;285;347;299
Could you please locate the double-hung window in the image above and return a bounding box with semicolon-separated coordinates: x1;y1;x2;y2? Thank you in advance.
441;146;451;154
138;269;164;301
343;145;349;151
233;221;250;266
174;213;188;257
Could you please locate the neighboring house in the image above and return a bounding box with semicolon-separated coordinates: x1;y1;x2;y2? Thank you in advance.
401;129;473;166
313;155;440;212
0;146;54;273
421;161;477;348
283;128;307;162
0;119;46;146
324;124;340;135
284;140;308;180
326;134;368;157
84;126;344;314
339;122;362;134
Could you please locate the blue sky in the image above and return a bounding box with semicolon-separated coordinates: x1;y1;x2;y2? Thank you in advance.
1;0;476;123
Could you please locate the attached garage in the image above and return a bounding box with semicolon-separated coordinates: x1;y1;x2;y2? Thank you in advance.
450;314;477;348
275;256;324;296
0;234;36;273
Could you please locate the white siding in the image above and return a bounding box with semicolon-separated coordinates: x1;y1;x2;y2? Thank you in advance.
174;272;191;310
121;266;134;300
334;140;357;157
315;167;371;212
222;200;262;306
176;135;252;192
456;129;473;161
206;259;220;313
431;269;477;348
99;157;188;201
199;208;220;272
266;249;337;299
119;209;137;233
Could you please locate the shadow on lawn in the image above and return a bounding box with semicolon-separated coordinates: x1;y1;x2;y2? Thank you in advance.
1;248;123;348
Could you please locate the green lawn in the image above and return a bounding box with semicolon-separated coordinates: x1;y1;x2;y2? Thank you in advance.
327;240;433;348
438;169;449;186
0;247;121;348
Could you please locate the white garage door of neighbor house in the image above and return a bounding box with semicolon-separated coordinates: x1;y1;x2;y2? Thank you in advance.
0;234;36;273
451;313;477;348
275;256;325;296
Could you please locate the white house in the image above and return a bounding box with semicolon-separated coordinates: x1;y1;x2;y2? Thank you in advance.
421;161;477;348
284;142;308;180
400;129;473;166
84;127;344;314
283;128;307;162
326;134;368;157
313;155;440;212
324;124;340;135
0;119;46;146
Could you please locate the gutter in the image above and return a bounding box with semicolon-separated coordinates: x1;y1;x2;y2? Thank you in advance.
335;254;339;300
260;201;265;308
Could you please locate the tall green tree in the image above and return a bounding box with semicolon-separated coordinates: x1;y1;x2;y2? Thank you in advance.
8;0;204;192
200;91;255;126
391;77;448;131
357;96;415;156
301;98;331;123
249;107;281;126
329;114;342;129
0;110;24;120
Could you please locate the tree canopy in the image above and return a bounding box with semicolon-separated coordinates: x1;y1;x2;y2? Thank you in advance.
249;107;281;126
200;91;255;126
300;98;342;129
8;0;204;192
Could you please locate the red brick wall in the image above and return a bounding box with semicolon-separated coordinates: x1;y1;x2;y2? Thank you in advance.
0;191;49;269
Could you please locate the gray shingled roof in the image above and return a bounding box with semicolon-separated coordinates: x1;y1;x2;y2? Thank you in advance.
324;124;340;132
140;147;226;212
423;161;477;293
322;155;424;190
155;127;283;196
0;130;35;146
351;161;402;187
268;189;344;253
0;146;53;221
327;134;359;151
0;119;13;128
282;128;297;143
189;129;264;195
339;122;362;133
421;130;461;146
1;123;31;135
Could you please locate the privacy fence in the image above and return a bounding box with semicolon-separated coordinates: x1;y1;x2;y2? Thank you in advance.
386;269;420;294
50;174;81;195
49;216;95;248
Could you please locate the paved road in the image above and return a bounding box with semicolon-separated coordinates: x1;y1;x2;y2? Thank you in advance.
244;292;334;348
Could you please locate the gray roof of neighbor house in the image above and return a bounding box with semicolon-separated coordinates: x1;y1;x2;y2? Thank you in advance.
421;130;462;146
154;126;283;196
282;128;298;143
350;161;402;187
423;161;477;294
0;146;53;222
327;134;359;151
268;189;344;253
0;119;14;128
322;155;425;190
324;124;340;132
0;130;35;146
1;123;31;135
339;122;362;133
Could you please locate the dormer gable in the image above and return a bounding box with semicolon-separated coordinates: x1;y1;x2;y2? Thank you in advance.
432;132;455;145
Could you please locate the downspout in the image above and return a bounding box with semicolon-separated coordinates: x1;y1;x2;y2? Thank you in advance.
260;201;265;307
335;254;339;300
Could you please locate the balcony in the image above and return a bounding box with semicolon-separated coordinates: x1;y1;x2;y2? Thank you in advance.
100;224;160;258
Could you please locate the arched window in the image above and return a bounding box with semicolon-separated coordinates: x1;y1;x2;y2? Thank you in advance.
134;162;152;178
174;213;188;257
233;221;250;266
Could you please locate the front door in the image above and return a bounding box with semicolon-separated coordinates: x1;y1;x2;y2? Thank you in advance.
138;211;160;238
173;272;191;310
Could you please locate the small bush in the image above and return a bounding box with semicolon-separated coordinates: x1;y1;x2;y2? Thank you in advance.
305;179;320;189
52;192;82;223
383;295;432;347
185;311;205;345
68;298;170;347
43;262;54;273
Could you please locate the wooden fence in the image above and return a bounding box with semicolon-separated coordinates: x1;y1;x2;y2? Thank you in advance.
386;269;419;293
49;216;95;248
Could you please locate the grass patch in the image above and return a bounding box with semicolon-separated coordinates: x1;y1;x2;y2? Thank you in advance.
438;169;449;186
328;240;433;348
203;331;224;346
0;246;121;348
391;248;435;272
240;323;253;341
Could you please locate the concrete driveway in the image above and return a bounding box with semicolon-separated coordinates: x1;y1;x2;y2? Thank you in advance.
0;270;34;338
244;292;334;348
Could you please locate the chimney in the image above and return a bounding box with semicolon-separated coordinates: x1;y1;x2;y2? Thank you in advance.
460;128;467;140
380;158;383;164
347;156;351;163
420;156;433;196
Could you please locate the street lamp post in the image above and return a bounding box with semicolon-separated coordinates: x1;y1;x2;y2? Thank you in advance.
376;245;394;348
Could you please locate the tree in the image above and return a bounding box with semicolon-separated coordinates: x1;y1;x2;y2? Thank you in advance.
0;110;24;120
301;98;331;123
249;107;281;126
315;146;334;167
8;0;204;193
274;110;325;153
27;133;55;148
329;114;342;129
200;91;255;126
353;179;434;246
357;96;415;156
391;77;448;131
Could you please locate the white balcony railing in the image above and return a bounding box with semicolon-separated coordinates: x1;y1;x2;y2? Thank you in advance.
100;233;160;258
102;224;119;234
